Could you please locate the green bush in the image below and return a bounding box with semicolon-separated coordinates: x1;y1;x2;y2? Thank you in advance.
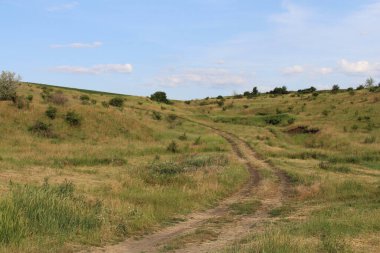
79;95;90;105
152;111;162;120
28;121;54;138
65;111;81;126
109;97;124;107
150;91;169;104
26;95;33;102
80;94;90;102
264;115;282;125
45;106;57;119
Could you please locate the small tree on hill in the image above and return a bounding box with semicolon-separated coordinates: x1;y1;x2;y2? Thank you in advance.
269;86;288;95
331;84;340;94
365;77;374;88
0;71;21;101
150;91;169;104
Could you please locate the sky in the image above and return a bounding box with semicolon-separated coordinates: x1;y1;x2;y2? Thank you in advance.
0;0;379;99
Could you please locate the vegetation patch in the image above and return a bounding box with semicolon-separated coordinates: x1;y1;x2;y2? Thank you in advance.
0;181;102;246
28;121;55;138
213;114;294;127
229;200;262;215
52;157;127;168
287;126;320;135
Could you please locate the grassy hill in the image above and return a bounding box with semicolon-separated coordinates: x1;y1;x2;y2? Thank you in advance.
0;82;379;252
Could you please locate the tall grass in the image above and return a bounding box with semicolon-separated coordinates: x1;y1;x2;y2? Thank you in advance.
0;181;102;246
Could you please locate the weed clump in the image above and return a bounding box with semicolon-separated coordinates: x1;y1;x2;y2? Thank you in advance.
152;111;162;120
28;121;54;138
167;141;178;153
80;94;90;104
178;133;187;141
65;111;81;126
45;106;57;119
109;97;124;107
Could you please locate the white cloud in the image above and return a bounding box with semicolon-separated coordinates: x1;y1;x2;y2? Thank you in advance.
47;2;79;12
50;41;103;49
156;68;249;87
282;65;304;75
53;64;133;74
270;0;311;25
316;67;333;75
339;59;379;74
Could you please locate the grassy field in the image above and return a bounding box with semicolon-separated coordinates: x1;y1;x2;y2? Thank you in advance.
0;83;248;252
0;83;379;252
180;89;380;252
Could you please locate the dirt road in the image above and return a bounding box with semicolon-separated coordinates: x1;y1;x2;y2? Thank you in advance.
86;126;290;253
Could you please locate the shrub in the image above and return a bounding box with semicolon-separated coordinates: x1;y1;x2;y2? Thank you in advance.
26;95;33;102
217;100;224;107
287;118;295;125
91;99;97;105
0;71;20;101
109;97;124;107
184;100;191;105
150;91;169;104
217;95;224;99
15;96;29;109
101;101;109;108
166;141;178;153
49;92;68;105
167;114;177;122
80;95;90;104
65;111;81;126
264;115;282;125
356;85;364;90
152;111;162;120
45;106;57;119
28;121;54;138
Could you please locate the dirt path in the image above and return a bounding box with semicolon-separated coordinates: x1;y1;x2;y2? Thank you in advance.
86;124;290;253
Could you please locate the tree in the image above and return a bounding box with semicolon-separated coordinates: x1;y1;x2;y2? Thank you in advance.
0;71;21;101
252;86;259;96
269;86;288;95
331;84;340;94
365;77;375;88
150;91;169;104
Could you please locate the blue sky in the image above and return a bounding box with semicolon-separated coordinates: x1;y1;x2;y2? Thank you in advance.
0;0;379;99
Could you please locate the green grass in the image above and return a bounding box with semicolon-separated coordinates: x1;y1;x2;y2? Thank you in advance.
0;181;102;248
1;83;380;252
229;200;262;215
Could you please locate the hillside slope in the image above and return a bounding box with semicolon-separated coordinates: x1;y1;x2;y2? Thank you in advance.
0;83;379;253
